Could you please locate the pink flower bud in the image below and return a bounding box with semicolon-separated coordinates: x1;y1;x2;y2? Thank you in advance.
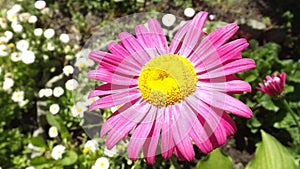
257;72;286;96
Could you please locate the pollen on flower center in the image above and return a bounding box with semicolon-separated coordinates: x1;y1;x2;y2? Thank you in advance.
138;54;197;107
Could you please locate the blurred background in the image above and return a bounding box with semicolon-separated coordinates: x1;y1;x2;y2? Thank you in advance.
0;0;299;169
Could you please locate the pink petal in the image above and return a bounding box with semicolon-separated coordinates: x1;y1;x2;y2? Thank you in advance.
195;89;252;118
135;24;159;58
147;19;169;54
169;21;190;54
107;41;130;58
220;113;237;136
119;32;151;65
217;38;249;63
128;106;158;161
173;136;194;161
87;69;138;86
197;80;251;93
198;58;256;79
88;83;138;98
161;107;175;159
179;12;208;57
206;23;239;48
89;89;141;111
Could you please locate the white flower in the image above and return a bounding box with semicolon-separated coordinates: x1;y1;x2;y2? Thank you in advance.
162;14;176;27
28;15;38;23
12;91;24;102
59;33;70;43
184;7;195;17
104;146;117;157
44;88;52;97
2;77;14;91
71;102;87;117
43;28;55;39
11;22;23;33
82;94;98;106
51;145;65;160
53;86;64;97
34;28;43;36
209;14;216;21
11;4;22;13
92;157;109;169
34;0;46;10
25;166;35;169
20;50;35;64
65;79;78;90
0;18;7;29
0;45;8;56
6;10;18;22
38;89;46;98
87;59;95;67
46;42;55;51
11;52;21;62
16;39;29;51
49;104;60;114
75;58;88;70
18;99;28;107
4;31;13;41
0;36;7;44
0;67;2;74
84;140;98;153
63;65;74;76
48;126;58;138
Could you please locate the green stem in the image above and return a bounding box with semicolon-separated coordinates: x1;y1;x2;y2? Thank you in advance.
282;99;300;135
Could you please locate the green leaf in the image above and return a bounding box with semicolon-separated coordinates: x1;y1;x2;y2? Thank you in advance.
31;156;49;165
60;150;78;166
260;95;279;112
196;148;234;169
245;130;298;169
30;136;46;148
46;112;71;140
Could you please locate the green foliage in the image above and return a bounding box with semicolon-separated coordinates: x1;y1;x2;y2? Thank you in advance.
196;148;234;169
246;130;298;169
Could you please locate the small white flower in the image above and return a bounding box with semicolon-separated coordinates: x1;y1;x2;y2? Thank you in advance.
2;77;14;91
63;65;74;76
75;58;88;70
87;59;95;67
12;91;24;102
34;28;43;36
20;50;35;64
53;86;64;97
11;52;21;62
46;42;55;51
59;33;70;43
65;79;78;90
184;7;195;17
209;14;216;21
25;166;35;169
51;145;65;160
44;88;52;97
71;102;87;117
0;67;2;74
38;89;46;98
16;39;29;51
48;126;58;138
0;36;7;44
0;18;7;29
84;140;98;153
104;146;117;157
92;157;110;169
34;0;46;10
162;14;176;27
6;10;18;22
28;15;38;23
4;31;13;41
11;4;22;13
11;22;23;33
18;99;28;107
0;45;9;56
82;94;98;106
49;104;60;114
43;28;55;39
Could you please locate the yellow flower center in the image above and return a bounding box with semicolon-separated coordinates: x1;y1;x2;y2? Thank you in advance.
138;54;197;107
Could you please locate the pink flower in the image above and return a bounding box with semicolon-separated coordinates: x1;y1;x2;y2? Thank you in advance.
257;72;286;96
88;12;255;164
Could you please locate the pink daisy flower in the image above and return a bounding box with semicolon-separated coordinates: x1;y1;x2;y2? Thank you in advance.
257;72;286;96
88;12;256;164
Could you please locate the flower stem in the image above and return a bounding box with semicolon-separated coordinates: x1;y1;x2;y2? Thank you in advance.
282;99;300;136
